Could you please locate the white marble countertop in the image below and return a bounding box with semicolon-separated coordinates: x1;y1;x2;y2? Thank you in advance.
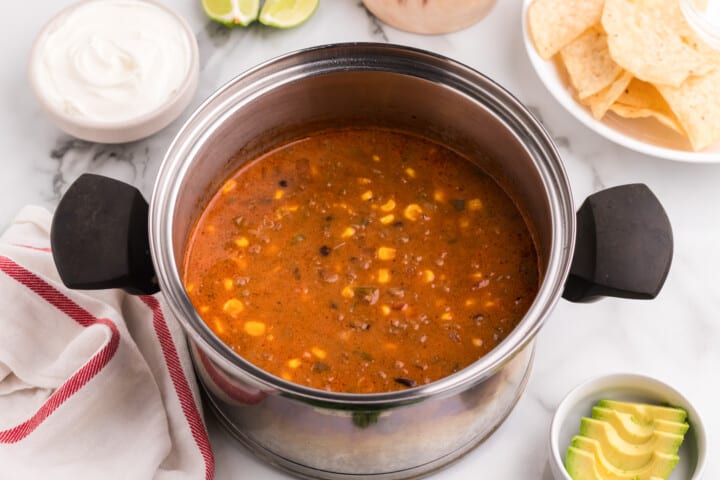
2;1;718;479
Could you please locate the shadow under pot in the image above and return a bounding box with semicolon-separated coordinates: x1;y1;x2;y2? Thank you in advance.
49;44;673;480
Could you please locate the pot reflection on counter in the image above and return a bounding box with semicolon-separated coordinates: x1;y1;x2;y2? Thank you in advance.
51;44;672;480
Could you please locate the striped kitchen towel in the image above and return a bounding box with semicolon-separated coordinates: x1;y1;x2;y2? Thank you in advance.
0;206;214;479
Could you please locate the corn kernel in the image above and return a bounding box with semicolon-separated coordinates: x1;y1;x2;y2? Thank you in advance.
287;358;302;369
244;321;266;336
468;198;483;211
472;272;484;279
357;177;372;185
274;189;284;200
222;179;237;194
380;214;395;225
223;298;245;316
284;204;299;212
377;247;397;260
485;300;496;307
378;268;391;284
380;199;396;211
405;167;416;178
433;190;446;202
361;190;373;201
440;312;453;321
341;285;355;298
186;283;194;293
223;278;234;291
200;305;210;313
212;318;225;334
235;236;249;248
459;218;470;229
422;270;435;283
341;227;356;238
472;338;484;347
311;347;327;359
381;305;391;316
372;154;380;162
465;298;476;307
403;204;423;221
281;371;293;381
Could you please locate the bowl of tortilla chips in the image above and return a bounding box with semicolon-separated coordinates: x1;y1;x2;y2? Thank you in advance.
522;0;720;162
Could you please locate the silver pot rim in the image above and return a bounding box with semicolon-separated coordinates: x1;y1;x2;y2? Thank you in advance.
149;42;575;406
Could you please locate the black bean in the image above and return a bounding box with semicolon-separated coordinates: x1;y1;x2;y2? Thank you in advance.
279;179;288;187
452;199;466;211
394;377;417;388
312;362;330;373
319;245;331;256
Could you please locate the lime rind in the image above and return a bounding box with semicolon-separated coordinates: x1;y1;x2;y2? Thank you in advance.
202;0;260;27
259;0;319;28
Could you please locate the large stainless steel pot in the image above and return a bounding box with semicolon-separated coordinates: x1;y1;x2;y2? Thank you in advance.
50;44;673;479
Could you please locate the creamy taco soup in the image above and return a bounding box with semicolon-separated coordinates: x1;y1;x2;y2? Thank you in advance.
182;128;539;393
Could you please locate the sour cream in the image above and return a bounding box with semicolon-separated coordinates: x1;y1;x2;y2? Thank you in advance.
34;0;193;124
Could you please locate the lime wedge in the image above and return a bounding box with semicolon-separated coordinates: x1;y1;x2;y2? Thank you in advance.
202;0;260;27
259;0;319;28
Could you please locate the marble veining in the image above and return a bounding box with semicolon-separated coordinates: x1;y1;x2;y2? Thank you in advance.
360;2;390;42
1;1;719;479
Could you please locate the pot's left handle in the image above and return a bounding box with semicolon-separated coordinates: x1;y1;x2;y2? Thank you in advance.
51;173;159;295
562;184;673;303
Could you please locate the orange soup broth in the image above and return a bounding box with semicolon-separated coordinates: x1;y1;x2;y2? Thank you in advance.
183;129;539;393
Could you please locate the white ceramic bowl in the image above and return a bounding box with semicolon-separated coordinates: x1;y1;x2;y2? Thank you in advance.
549;374;707;480
28;0;199;144
521;0;720;163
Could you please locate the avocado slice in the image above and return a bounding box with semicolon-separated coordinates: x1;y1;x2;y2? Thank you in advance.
566;440;679;480
591;407;689;444
579;417;684;470
597;400;687;424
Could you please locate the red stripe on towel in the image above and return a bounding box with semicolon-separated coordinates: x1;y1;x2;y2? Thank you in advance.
0;256;120;443
140;296;215;480
12;244;52;253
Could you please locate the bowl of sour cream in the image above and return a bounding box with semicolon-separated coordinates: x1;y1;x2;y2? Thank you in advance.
29;0;199;143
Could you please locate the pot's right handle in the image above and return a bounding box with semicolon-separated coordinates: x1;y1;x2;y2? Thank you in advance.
562;184;673;303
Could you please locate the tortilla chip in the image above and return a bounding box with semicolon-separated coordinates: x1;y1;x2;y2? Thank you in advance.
610;79;685;134
528;0;605;60
656;69;720;151
609;104;685;135
582;71;634;119
560;26;623;99
602;0;714;87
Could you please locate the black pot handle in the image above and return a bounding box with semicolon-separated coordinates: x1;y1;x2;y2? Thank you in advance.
51;174;159;295
562;184;672;303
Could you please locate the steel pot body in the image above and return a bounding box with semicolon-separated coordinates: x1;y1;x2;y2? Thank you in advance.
148;44;574;479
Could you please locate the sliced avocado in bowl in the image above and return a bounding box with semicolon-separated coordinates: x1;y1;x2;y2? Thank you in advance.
565;400;690;480
566;444;679;480
579;417;684;470
596;400;687;424
591;407;689;443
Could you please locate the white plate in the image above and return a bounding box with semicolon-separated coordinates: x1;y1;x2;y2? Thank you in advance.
521;0;720;163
